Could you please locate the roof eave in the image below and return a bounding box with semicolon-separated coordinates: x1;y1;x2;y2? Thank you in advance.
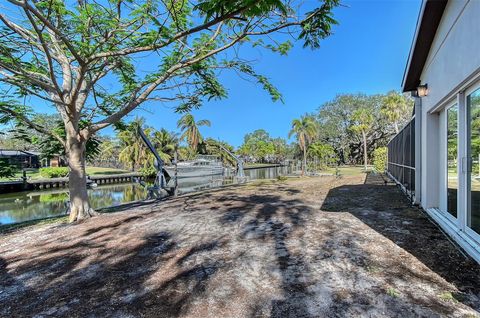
402;0;448;92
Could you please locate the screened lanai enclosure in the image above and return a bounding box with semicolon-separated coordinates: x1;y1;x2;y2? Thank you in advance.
387;118;415;197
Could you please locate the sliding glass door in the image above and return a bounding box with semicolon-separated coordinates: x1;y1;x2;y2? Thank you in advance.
468;88;480;237
447;105;458;218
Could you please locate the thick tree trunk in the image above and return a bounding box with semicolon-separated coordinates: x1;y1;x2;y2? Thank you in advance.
362;130;368;171
66;131;95;222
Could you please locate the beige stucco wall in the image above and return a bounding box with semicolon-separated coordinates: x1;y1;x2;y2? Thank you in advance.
418;0;480;209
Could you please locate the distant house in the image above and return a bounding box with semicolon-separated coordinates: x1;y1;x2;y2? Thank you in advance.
0;149;40;169
389;0;480;262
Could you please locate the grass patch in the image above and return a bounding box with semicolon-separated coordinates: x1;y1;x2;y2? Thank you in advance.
0;166;129;181
386;287;399;298
85;166;129;175
318;166;369;177
0;215;68;234
439;291;459;303
366;264;381;274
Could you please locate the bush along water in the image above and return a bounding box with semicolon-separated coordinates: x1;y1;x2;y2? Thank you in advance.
39;167;69;178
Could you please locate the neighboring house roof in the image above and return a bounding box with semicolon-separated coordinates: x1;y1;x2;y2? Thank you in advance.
0;149;39;157
402;0;448;92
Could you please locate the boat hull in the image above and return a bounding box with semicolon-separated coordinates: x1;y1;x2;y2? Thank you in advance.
164;165;224;179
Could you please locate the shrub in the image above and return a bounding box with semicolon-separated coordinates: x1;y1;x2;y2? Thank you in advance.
0;158;16;178
39;167;69;178
373;147;388;173
139;167;157;178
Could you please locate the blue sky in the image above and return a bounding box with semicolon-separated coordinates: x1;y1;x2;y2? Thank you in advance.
2;0;422;148
129;0;422;147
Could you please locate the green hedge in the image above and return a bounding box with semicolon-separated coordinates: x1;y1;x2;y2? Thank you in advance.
373;147;388;173
39;167;69;178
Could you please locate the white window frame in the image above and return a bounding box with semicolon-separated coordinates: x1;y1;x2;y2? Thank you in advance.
439;102;460;225
464;81;480;244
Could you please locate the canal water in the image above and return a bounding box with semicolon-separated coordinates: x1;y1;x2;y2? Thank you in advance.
0;165;293;225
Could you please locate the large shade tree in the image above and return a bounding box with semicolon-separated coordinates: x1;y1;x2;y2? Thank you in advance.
0;0;339;221
238;129;275;162
315;93;412;165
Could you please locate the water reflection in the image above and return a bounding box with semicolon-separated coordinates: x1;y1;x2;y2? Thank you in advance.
0;165;293;225
0;183;147;225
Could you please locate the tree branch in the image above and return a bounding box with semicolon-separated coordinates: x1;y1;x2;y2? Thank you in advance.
7;0;86;65
0;104;65;146
88;5;252;61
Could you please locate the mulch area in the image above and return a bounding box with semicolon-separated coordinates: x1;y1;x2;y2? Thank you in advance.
1;174;479;317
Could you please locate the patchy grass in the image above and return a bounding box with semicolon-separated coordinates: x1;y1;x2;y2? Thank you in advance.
439;291;460;303
1;174;479;317
319;165;371;176
387;287;400;298
85;166;129;175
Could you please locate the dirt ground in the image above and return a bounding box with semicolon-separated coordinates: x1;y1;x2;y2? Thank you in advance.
1;174;480;318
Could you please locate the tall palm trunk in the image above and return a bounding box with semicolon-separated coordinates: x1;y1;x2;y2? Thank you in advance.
362;130;368;171
302;146;307;176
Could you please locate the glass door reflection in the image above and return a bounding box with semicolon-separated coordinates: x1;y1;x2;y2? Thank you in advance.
468;88;480;236
447;105;458;218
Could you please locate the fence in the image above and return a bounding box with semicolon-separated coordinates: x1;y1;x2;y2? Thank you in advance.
387;118;415;196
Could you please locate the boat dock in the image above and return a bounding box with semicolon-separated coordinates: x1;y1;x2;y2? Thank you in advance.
0;172;146;193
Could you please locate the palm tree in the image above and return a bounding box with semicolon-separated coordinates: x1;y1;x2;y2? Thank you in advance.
151;128;179;163
177;113;211;152
350;108;374;171
117;117;152;171
308;142;336;170
381;92;410;134
289;116;318;176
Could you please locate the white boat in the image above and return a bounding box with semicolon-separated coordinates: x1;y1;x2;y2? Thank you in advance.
164;155;224;179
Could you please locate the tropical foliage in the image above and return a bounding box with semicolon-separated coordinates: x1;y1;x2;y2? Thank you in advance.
198;138;237;166
289;116;318;175
177;114;210;152
350;108;374;170
117;118;153;171
314;93;413;166
39;167;69;178
308;142;337;169
381;91;411;134
373;147;388;173
152;129;179;164
0;0;339;221
0;158;16;179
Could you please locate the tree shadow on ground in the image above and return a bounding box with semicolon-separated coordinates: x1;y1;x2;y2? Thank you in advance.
0;225;226;317
321;173;480;310
3;176;480;317
216;191;316;318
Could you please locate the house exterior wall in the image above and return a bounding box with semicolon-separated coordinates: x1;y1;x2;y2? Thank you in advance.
415;0;480;263
420;0;480;110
